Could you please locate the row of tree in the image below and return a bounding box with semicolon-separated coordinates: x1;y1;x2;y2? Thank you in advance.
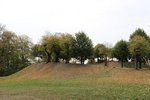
0;23;150;76
113;29;150;69
32;28;150;70
32;32;93;65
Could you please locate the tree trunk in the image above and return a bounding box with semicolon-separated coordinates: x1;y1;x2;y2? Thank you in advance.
104;56;107;67
139;57;142;69
47;54;51;63
66;59;69;63
135;56;138;69
80;57;84;65
55;57;59;62
66;47;70;63
111;57;114;61
97;58;100;63
44;48;51;63
121;59;123;68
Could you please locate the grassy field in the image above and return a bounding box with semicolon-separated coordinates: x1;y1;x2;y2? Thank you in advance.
0;62;150;100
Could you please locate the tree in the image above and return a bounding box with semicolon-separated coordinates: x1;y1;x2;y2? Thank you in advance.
71;32;93;64
128;36;150;69
0;31;33;76
0;31;18;75
102;42;114;66
41;33;61;63
32;44;45;59
0;30;33;75
130;28;150;41
113;40;130;67
59;33;74;63
32;44;46;63
94;44;106;63
17;35;33;67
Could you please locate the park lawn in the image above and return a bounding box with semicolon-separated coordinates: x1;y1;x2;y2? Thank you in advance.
0;63;150;100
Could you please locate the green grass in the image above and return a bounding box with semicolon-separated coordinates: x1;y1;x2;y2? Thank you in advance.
0;71;150;100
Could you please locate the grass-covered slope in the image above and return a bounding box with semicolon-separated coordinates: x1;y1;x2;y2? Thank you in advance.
0;62;150;100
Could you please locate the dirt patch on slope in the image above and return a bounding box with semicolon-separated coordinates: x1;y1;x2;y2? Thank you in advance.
10;62;150;85
14;63;109;80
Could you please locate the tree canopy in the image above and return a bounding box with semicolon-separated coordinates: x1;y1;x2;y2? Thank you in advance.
130;28;150;41
94;44;107;63
128;36;150;69
71;32;93;64
0;31;32;76
41;33;61;63
113;40;130;67
59;33;74;63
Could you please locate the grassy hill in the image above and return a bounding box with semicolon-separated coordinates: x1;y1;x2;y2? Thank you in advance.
0;62;150;100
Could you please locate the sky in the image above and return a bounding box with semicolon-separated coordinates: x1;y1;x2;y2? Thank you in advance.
0;0;150;46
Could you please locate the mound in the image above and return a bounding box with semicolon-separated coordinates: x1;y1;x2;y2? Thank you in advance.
11;62;115;80
5;62;150;84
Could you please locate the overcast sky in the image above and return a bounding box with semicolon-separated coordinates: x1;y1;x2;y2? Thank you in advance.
0;0;150;45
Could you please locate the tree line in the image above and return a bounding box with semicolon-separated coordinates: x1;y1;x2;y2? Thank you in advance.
0;24;150;76
0;24;32;76
32;28;150;69
113;29;150;69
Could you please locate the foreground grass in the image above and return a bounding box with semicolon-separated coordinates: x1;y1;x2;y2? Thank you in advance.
0;69;150;100
1;81;150;100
